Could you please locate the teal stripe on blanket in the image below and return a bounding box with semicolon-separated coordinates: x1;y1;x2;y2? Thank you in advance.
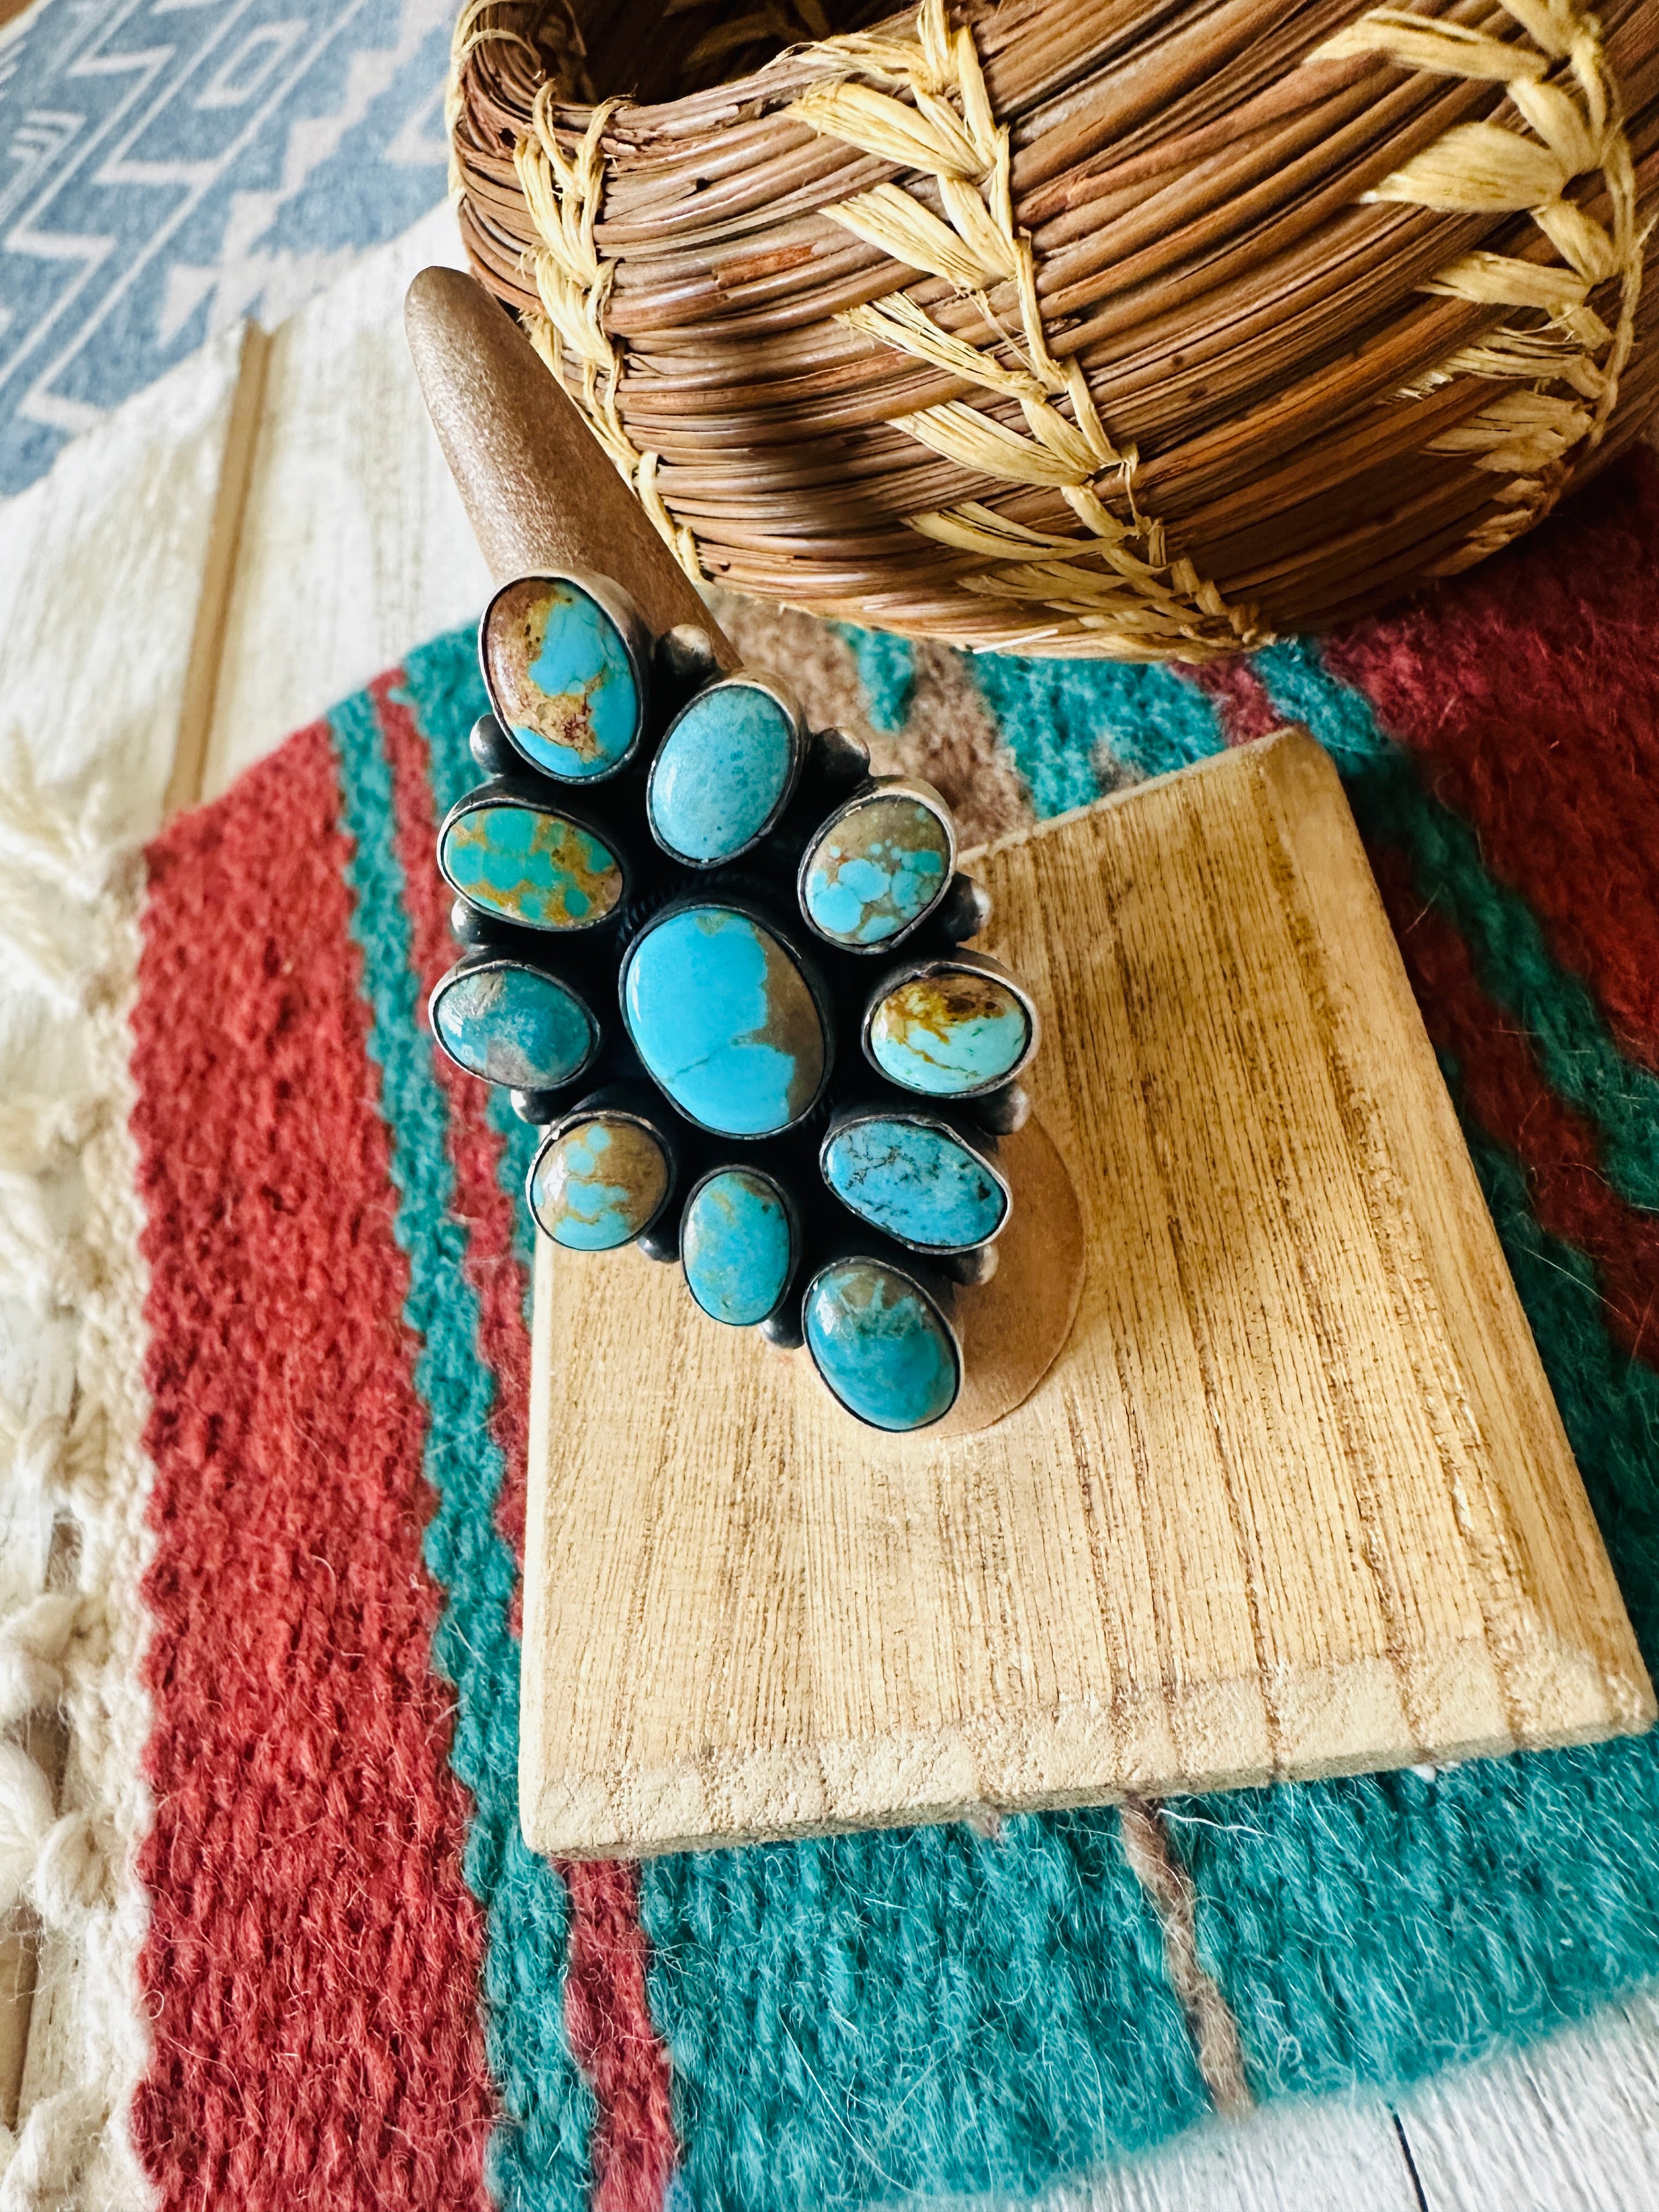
330;669;592;2212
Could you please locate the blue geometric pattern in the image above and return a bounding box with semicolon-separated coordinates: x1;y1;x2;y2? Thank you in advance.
0;0;452;493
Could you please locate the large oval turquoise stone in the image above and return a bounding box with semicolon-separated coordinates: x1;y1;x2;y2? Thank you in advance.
528;1115;669;1250
439;802;624;932
821;1116;1007;1250
681;1169;794;1326
484;575;641;778
868;968;1031;1096
431;963;596;1090
623;905;827;1137
649;681;798;865
804;1259;959;1431
801;792;950;947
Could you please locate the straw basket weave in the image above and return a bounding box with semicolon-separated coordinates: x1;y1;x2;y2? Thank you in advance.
447;0;1659;659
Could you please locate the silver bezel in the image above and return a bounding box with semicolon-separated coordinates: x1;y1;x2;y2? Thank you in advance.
795;776;958;955
478;567;653;784
679;1161;801;1328
819;1102;1012;1254
618;894;836;1138
645;669;806;868
428;947;600;1093
436;785;630;935
859;946;1040;1101
801;1252;962;1431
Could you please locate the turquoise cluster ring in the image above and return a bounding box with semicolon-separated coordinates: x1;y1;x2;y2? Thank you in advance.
430;568;1041;1432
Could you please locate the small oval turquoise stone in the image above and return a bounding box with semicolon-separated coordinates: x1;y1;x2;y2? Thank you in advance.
432;963;596;1090
821;1116;1007;1250
440;803;623;932
484;575;641;778
804;1259;959;1431
649;682;797;864
623;905;827;1137
868;969;1031;1096
802;792;950;947
528;1115;669;1250
682;1169;794;1326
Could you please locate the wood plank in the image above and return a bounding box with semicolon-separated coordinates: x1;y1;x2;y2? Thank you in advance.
1091;2098;1422;2212
520;729;1650;1858
1398;1988;1659;2210
202;201;491;798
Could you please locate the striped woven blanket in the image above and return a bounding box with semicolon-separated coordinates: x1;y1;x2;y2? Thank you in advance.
6;452;1659;2209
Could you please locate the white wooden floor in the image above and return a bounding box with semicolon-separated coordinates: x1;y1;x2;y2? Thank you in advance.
3;196;1658;2209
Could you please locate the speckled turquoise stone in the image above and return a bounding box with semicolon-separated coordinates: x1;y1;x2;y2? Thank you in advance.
821;1116;1007;1250
868;968;1031;1096
804;1259;958;1431
649;682;797;864
623;905;827;1137
528;1115;669;1250
484;575;641;778
681;1169;793;1326
439;802;623;932
801;792;949;947
432;963;595;1090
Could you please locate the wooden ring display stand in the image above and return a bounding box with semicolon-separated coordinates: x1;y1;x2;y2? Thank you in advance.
408;267;1653;1863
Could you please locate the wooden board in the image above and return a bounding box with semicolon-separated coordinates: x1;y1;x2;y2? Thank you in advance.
1089;2094;1423;2212
1396;1988;1659;2211
521;726;1653;1859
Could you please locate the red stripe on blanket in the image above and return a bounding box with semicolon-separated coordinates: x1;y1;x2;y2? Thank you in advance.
1373;842;1659;1368
129;725;494;2210
1180;656;1282;746
563;1863;681;2212
1327;454;1659;1071
373;676;679;2212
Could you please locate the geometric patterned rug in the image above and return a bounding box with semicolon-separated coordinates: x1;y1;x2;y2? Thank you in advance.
0;0;450;495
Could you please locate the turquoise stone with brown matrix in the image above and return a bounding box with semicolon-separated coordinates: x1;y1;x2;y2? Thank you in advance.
484;575;642;779
439;801;624;932
868;968;1031;1096
804;1258;960;1430
801;791;950;947
623;905;828;1137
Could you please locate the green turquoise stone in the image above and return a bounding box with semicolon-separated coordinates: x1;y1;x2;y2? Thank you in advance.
431;963;595;1090
439;802;624;932
649;681;797;864
528;1115;669;1250
821;1116;1007;1250
623;905;827;1137
868;968;1031;1096
802;792;949;947
681;1169;793;1326
483;575;641;778
804;1259;958;1431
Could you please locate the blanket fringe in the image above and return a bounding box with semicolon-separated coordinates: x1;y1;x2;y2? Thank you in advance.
0;758;156;2207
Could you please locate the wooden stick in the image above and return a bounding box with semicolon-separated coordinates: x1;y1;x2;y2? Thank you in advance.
403;265;737;662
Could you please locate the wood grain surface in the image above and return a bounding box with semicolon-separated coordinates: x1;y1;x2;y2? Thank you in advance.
521;727;1652;1860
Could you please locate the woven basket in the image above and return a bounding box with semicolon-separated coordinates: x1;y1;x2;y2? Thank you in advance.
448;0;1659;659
